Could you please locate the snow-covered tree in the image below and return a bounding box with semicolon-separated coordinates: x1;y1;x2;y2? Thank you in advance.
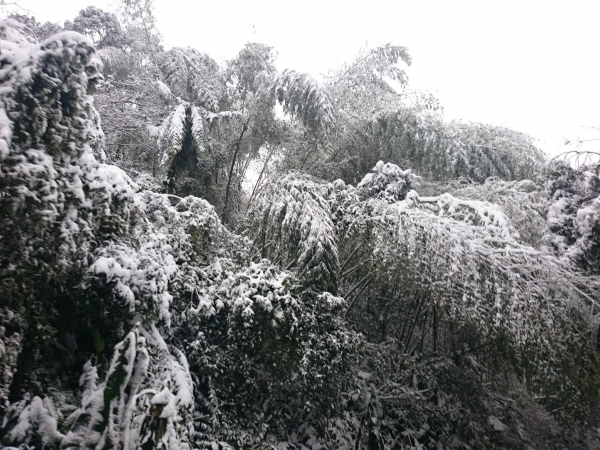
65;6;129;49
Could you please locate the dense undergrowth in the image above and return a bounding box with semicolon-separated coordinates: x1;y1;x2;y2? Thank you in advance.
1;13;600;450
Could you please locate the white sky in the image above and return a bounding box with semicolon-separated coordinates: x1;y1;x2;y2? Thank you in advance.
9;0;600;156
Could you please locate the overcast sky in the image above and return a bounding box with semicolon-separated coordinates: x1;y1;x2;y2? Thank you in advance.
8;0;600;156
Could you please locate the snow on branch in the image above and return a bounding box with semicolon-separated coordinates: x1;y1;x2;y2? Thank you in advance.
249;172;339;293
271;69;336;132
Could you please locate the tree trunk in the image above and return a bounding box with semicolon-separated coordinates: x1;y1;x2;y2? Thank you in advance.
223;117;250;223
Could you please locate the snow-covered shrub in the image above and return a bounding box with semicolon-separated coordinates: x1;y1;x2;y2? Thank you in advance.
1;395;64;448
431;177;548;248
61;329;149;449
356;160;420;202
0;21;138;392
129;170;163;192
544;161;600;274
0;23;199;449
171;261;361;446
84;191;231;325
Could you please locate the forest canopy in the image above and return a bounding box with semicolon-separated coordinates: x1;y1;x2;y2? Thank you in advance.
1;4;600;450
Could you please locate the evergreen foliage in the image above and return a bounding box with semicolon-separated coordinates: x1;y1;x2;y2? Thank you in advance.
1;12;600;450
